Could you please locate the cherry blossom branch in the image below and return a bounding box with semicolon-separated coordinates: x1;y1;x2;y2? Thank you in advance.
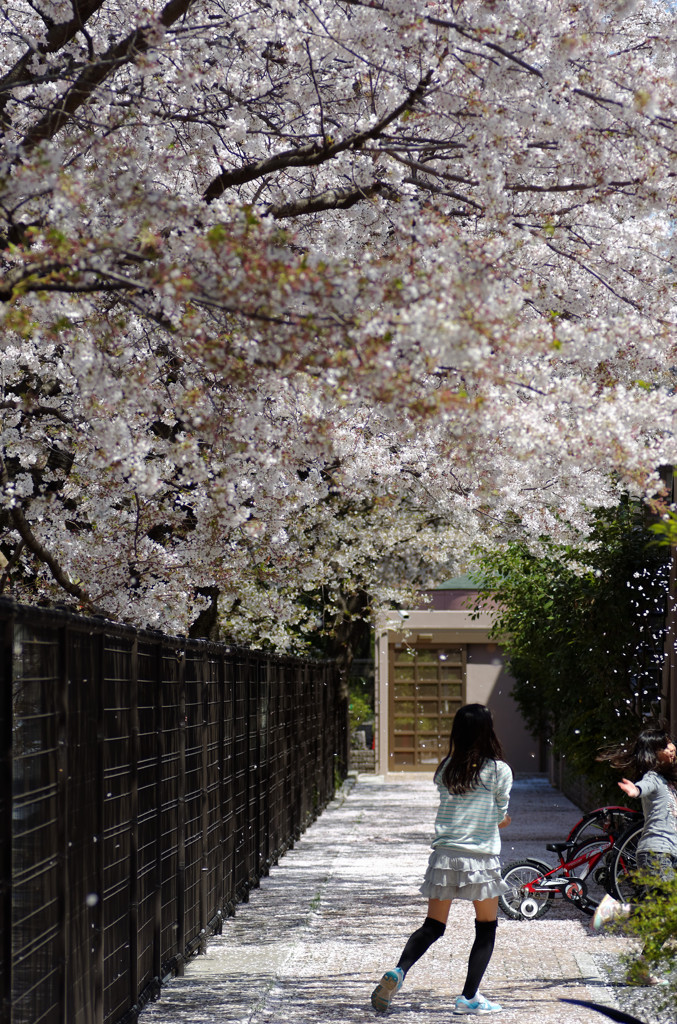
0;265;141;301
0;0;106;123
203;72;433;203
0;540;25;595
400;175;483;214
383;151;478;188
0;453;96;609
428;17;544;79
20;0;197;152
544;240;642;311
508;178;642;194
0;400;73;424
267;181;398;219
355;4;659;126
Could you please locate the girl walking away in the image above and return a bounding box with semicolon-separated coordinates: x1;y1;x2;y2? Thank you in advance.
371;704;512;1016
593;726;677;984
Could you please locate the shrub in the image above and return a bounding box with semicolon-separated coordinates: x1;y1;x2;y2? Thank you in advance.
620;867;677;994
471;499;669;801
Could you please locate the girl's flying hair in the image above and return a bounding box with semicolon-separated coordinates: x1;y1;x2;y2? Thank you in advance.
597;725;677;783
435;703;505;794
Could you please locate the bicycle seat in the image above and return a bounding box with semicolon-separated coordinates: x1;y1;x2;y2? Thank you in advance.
545;841;571;853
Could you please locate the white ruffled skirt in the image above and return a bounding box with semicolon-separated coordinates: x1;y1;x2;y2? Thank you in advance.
419;847;508;902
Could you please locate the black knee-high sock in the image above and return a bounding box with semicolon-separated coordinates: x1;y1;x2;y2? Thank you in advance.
396;916;446;976
462;919;497;999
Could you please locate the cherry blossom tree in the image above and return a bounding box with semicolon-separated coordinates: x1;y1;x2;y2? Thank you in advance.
2;0;677;644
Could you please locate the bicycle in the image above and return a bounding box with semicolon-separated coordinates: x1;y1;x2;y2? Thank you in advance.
499;805;642;920
606;819;645;903
564;805;642;853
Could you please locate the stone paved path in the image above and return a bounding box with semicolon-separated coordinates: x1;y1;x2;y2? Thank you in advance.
142;774;667;1024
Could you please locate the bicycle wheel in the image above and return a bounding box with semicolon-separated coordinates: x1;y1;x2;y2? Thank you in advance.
499;860;555;920
607;822;644;903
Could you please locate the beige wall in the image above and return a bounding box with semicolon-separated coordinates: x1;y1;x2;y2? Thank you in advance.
466;643;539;773
375;610;538;775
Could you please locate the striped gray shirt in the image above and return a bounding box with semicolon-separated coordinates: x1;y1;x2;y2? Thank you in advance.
432;759;513;857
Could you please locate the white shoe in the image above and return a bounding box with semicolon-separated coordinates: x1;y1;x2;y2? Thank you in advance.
371;967;404;1011
590;893;632;931
454;993;502;1015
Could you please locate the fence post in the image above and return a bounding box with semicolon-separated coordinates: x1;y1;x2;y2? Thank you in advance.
216;650;226;919
0;610;13;1024
152;640;163;987
200;652;209;952
258;656;270;876
129;636;140;1010
286;661;294;847
251;653;262;883
220;648;235;914
56;626;69;1024
93;629;105;1024
176;649;186;975
246;649;256;891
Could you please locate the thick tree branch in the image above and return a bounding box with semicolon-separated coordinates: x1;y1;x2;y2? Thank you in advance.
0;400;73;424
20;0;197;152
0;0;106;124
0;452;95;608
0;261;142;301
203;71;433;203
0;539;25;595
508;178;642;194
267;181;398;219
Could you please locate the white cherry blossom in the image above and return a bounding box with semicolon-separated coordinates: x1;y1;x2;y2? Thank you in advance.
1;0;677;642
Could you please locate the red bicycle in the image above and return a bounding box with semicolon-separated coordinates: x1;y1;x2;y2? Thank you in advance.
499;805;642;920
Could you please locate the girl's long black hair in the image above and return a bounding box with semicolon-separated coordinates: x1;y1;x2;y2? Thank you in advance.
435;703;505;794
597;725;677;783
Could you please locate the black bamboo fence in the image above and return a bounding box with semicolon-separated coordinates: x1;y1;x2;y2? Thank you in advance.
0;599;348;1024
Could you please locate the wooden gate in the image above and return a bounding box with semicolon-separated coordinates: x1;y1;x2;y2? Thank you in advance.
389;644;466;769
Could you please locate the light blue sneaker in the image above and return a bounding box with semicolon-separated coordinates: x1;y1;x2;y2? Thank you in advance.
590;893;631;931
371;967;404;1012
453;993;502;1015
